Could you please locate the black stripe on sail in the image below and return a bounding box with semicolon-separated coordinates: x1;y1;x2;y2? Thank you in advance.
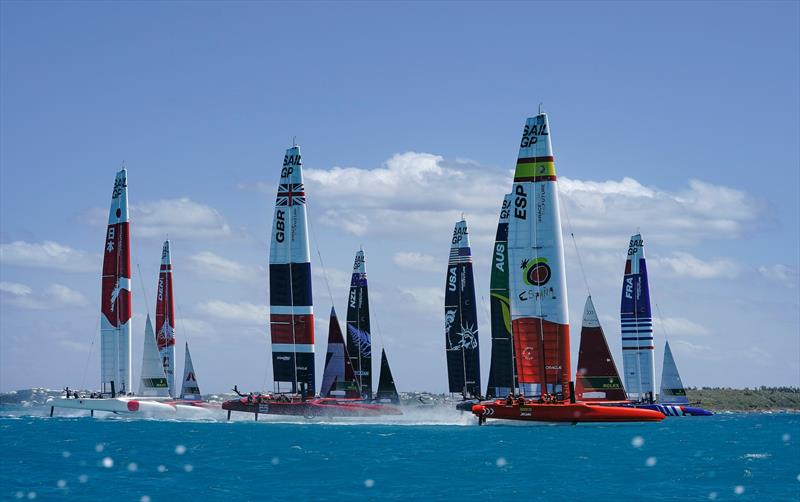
269;263;313;307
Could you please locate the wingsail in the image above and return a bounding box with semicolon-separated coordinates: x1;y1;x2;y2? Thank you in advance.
269;146;315;395
100;169;132;395
620;234;655;403
444;219;481;398
346;249;372;399
486;194;515;398
507;113;571;400
156;240;177;397
575;296;626;401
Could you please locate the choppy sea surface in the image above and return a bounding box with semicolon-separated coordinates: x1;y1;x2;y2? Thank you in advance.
1;404;798;501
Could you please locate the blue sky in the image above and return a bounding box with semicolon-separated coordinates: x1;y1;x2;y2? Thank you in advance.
1;1;798;393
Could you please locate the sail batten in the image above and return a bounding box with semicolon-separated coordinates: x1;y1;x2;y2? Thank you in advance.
620;234;655;403
508;114;571;400
346;250;372;399
269;147;315;395
155;240;177;397
444;219;481;398
486;194;515;398
100;169;132;395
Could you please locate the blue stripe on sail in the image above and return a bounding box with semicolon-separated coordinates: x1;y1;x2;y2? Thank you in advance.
622;336;654;341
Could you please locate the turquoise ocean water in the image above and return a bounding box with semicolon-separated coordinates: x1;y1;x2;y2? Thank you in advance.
1;406;798;501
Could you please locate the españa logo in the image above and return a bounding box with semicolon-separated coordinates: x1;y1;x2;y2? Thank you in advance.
521;258;551;287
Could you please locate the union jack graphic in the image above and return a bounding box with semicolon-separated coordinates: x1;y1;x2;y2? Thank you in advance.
276;183;306;207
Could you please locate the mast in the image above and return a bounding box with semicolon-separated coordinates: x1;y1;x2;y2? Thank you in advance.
620;234;655;403
321;307;360;398
100;169;132;396
155;240;177;397
659;340;688;404
486;194;516;398
444;219;481;398
138;314;170;397
269;146;315;396
346;249;372;399
575;296;627;401
376;348;400;404
508;113;571;401
179;342;202;401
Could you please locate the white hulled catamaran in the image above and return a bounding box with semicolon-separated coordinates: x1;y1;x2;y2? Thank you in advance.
49;170;176;416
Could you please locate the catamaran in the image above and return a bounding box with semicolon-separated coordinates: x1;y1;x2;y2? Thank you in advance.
444;218;482;410
48;170;179;416
485;194;517;399
223;146;400;419
471;113;663;424
617;234;711;416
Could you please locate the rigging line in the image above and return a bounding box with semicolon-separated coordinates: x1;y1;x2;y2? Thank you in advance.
305;192;366;396
560;190;592;297
79;315;102;390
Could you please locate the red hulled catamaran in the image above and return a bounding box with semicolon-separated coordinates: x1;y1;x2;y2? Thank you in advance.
223;145;400;420
471;112;662;424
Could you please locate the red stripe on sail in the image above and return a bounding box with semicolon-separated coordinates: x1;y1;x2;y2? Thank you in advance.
512;318;570;395
270;314;315;344
155;266;175;349
100;222;131;326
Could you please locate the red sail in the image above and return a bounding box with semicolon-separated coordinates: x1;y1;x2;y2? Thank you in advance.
100;222;131;327
512;318;570;397
576;296;627;401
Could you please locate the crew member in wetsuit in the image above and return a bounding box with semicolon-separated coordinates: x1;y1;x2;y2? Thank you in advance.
517;394;525;405
505;393;514;406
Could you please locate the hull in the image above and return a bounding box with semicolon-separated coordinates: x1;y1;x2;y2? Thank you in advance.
471;400;664;423
48;397;177;415
631;403;713;417
222;397;402;418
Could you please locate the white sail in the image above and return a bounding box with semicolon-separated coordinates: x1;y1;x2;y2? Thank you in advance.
179;342;201;401
659;340;688;404
138;314;170;397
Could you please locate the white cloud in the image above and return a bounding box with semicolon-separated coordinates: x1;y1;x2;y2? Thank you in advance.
0;241;97;272
560;177;757;247
653;252;740;280
196;300;268;326
0;281;33;296
393;252;440;273
758;264;798;288
133;198;231;239
187;251;264;282
261;152;758;251
398;286;444;313
45;284;88;306
0;281;87;309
